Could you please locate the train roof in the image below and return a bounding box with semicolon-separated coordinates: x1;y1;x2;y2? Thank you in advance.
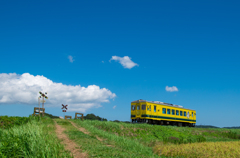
131;99;195;111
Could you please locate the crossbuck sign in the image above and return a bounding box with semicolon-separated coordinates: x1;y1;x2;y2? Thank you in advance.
62;104;68;112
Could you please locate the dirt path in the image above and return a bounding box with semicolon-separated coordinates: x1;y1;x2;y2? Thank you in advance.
69;121;113;147
69;121;90;135
53;120;88;158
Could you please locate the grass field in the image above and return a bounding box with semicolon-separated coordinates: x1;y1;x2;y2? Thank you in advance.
1;115;240;157
0;115;73;158
154;141;240;158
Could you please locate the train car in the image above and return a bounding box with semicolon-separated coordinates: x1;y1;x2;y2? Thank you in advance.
131;99;196;127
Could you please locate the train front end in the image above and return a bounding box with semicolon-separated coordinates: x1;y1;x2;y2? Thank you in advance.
131;99;147;123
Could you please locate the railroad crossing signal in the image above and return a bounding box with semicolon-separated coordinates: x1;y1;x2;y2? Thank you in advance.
62;104;68;110
62;104;68;118
39;91;48;99
39;91;48;117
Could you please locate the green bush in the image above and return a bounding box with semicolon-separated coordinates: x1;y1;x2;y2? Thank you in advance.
0;116;31;129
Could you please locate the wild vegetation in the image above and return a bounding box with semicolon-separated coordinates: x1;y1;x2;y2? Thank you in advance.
70;119;240;157
0;115;72;158
84;113;108;121
1;114;240;157
57;119;159;157
154;141;240;158
0;115;30;129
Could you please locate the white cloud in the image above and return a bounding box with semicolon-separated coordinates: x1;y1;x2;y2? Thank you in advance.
165;86;179;92
68;55;74;63
113;105;117;109
0;73;116;112
109;56;138;69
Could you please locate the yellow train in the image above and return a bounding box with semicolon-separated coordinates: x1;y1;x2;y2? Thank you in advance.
131;99;196;127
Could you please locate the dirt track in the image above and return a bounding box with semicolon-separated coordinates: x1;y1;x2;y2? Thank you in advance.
53;120;88;158
69;121;114;147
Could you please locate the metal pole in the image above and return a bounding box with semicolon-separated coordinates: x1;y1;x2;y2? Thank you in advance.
42;96;44;116
38;97;40;117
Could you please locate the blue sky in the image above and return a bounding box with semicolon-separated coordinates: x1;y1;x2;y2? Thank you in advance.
0;1;239;127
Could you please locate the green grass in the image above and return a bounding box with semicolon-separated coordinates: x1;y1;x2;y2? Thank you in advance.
0;115;31;129
1;115;240;158
56;119;162;158
83;121;240;145
79;121;206;145
0;116;73;158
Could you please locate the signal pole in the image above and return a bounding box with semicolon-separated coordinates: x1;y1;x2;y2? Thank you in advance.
38;96;41;117
39;91;48;117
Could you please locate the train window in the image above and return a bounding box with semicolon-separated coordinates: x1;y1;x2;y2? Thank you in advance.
192;112;193;117
176;110;179;115
154;106;156;112
180;111;183;116
184;111;186;116
162;108;166;114
147;105;151;111
167;109;170;114
142;104;146;110
131;105;135;110
172;109;175;115
137;105;140;110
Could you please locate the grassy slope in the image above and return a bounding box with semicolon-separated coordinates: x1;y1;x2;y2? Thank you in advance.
1;116;240;158
78;120;240;144
0;116;73;158
68;120;240;158
56;119;161;158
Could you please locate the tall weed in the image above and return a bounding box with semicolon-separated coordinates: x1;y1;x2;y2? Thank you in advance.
0;117;72;158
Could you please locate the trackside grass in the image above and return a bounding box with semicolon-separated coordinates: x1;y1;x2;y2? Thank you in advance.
1;115;240;158
84;120;240;145
69;120;240;157
56;119;161;158
154;141;240;158
0;116;73;158
80;120;207;146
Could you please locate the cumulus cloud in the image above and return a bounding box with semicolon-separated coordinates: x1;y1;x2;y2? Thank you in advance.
109;56;138;69
68;55;74;63
165;86;179;92
0;73;116;112
113;105;117;109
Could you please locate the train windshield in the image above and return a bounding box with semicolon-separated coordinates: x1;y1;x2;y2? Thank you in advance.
137;105;140;110
131;105;135;110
